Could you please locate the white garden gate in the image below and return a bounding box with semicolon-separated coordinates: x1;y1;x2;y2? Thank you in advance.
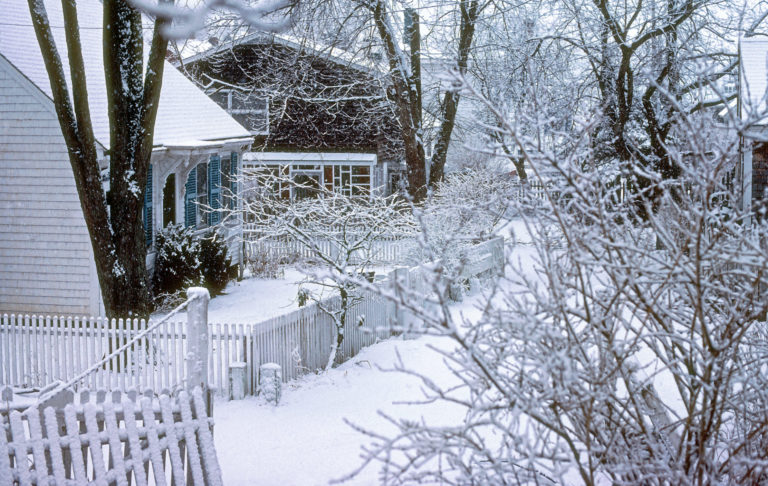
0;288;221;485
1;386;220;485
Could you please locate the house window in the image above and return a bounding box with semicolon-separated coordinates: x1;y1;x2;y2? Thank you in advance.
211;89;269;135
331;164;371;196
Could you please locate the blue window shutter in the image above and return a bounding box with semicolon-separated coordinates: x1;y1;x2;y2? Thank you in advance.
185;167;197;227
144;164;153;247
209;154;221;224
230;152;238;209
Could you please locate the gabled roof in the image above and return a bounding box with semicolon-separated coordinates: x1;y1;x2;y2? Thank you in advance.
180;30;381;76
739;37;768;123
0;0;251;149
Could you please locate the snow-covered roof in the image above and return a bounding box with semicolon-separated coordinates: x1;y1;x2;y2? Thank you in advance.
0;0;251;149
243;152;377;164
739;37;768;123
180;30;381;75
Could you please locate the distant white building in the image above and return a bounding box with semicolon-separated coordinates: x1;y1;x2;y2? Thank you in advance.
738;37;768;214
0;0;252;315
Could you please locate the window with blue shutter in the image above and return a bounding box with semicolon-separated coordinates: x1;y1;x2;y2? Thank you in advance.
144;164;153;247
209;155;221;225
185;167;197;227
230;152;238;210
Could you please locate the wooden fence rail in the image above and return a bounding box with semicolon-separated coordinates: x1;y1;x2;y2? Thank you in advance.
1;238;504;398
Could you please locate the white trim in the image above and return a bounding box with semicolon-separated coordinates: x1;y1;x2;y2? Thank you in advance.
243;152;377;165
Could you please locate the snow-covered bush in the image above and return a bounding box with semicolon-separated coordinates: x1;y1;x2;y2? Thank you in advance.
347;113;768;484
246;247;285;279
152;225;236;307
414;169;514;279
198;229;237;295
152;225;200;302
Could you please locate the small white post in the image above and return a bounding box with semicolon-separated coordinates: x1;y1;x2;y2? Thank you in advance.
186;287;210;392
229;361;247;400
259;363;281;405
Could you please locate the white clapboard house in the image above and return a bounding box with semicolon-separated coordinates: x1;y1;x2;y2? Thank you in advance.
738;38;768;214
0;0;252;316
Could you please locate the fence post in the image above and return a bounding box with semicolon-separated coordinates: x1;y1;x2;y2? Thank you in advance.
186;287;211;413
490;236;505;276
390;267;417;338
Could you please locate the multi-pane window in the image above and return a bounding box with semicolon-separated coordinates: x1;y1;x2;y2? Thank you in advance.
248;163;372;199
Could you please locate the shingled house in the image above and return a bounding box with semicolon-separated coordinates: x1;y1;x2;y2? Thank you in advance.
178;33;406;195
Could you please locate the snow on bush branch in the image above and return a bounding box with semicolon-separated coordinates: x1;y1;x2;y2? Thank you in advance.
339;79;768;484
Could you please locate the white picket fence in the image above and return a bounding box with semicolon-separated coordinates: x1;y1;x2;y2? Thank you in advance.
0;238;504;397
509;179;555;206
0;386;221;485
0;284;397;396
242;226;416;265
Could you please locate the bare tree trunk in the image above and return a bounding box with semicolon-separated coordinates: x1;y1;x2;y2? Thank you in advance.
29;0;169;319
429;0;479;187
370;0;480;200
371;0;427;201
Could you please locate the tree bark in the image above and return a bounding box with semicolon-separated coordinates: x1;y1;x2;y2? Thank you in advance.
371;0;427;201
29;0;169;319
429;0;479;187
369;0;480;199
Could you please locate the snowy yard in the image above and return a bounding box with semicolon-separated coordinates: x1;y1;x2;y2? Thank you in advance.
214;331;465;485
205;271;491;484
202;221;532;484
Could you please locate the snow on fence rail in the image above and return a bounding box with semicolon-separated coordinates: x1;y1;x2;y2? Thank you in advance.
0;386;221;485
0;238;504;397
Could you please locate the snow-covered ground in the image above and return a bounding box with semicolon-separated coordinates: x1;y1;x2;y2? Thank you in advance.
214;331;464;485
154;266;396;324
205;220;532;484
213;292;486;485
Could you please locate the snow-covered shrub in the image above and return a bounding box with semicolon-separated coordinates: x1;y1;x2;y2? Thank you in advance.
246;247;284;279
297;287;309;307
152;225;236;307
415;169;513;279
198;229;237;296
152;225;200;302
348;114;768;484
259;363;281;405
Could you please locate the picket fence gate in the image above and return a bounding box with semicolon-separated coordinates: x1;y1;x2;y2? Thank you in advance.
0;386;220;486
0;238;504;398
